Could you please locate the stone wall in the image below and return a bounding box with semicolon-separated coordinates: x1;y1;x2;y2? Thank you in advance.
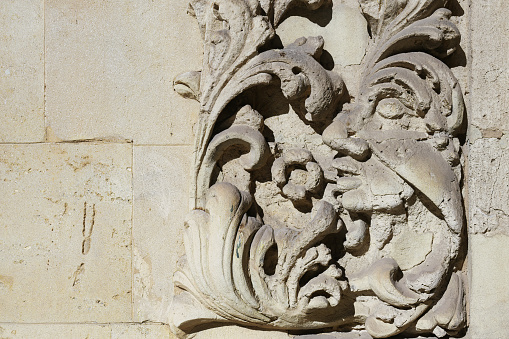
0;0;508;338
467;1;509;338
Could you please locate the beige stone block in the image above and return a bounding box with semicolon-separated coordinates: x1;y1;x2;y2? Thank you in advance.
133;146;192;322
0;143;132;322
45;0;202;145
277;1;368;67
0;323;174;339
295;332;372;339
0;324;110;339
0;0;45;142
276;0;368;99
469;234;509;339
468;138;509;234
111;323;174;339
470;1;509;132
193;325;291;339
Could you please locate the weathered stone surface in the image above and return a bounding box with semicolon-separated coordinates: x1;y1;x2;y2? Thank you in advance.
171;0;467;337
469;234;509;339
470;1;509;132
133;146;191;322
0;323;174;339
0;144;132;322
468;138;509;235
277;1;369;67
111;323;174;339
193;326;291;339
0;324;110;339
296;332;373;339
2;0;509;337
0;0;45;142
276;0;369;98
45;0;202;144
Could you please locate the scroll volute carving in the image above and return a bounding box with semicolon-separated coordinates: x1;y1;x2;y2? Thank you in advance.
171;0;467;338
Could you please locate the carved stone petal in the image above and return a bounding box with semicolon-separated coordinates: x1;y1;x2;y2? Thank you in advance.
415;272;466;333
196;125;270;205
174;71;201;101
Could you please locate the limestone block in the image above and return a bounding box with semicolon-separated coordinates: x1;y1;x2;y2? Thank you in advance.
276;0;368;96
470;1;509;132
0;324;110;339
469;234;509;339
0;144;132;322
111;323;174;339
468;138;509;234
0;323;174;339
133;146;191;322
45;0;202;144
296;332;372;339
193;325;291;339
0;0;45;142
277;1;369;67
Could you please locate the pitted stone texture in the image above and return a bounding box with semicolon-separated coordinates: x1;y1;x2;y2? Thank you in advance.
468;138;509;234
469;234;509;339
171;0;466;336
0;0;45;142
470;1;509;132
0;144;132;322
0;324;110;339
133;146;191;322
193;326;291;339
0;323;174;338
45;0;202;144
296;332;373;339
111;323;174;339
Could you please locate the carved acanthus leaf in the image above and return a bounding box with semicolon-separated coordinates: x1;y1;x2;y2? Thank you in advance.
174;183;348;330
260;0;330;26
220;36;343;123
359;0;448;41
193;36;343;204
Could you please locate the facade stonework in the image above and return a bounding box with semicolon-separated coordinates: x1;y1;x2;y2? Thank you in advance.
0;0;507;338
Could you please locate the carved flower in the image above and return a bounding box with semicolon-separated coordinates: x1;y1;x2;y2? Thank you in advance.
271;148;323;202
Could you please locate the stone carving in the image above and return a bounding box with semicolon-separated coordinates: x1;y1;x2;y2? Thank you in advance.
171;0;466;337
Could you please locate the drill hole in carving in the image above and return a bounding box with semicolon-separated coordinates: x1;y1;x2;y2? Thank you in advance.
263;243;278;276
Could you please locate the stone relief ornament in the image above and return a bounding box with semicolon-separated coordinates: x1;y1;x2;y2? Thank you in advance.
171;0;467;337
